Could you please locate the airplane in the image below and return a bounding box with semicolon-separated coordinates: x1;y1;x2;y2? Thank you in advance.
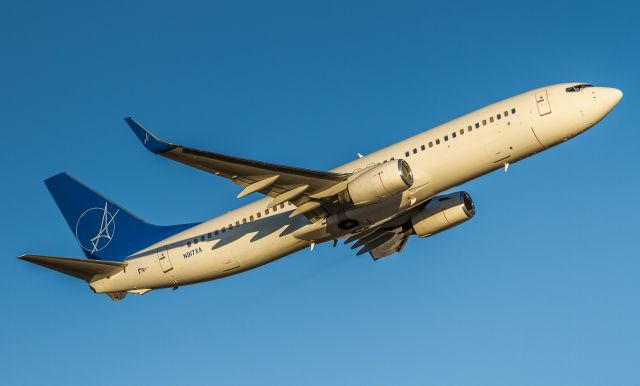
19;83;622;300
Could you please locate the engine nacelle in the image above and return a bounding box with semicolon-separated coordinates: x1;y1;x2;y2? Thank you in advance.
344;159;414;205
411;191;475;237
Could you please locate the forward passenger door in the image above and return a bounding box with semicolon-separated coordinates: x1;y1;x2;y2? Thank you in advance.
535;90;552;116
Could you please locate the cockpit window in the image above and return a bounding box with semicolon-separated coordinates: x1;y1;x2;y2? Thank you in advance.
566;83;594;92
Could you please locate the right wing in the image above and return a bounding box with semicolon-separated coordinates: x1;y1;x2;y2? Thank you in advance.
126;117;351;220
344;226;411;259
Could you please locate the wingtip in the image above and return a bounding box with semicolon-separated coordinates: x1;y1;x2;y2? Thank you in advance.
124;117;176;154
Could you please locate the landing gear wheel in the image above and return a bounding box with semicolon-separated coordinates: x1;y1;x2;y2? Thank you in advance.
338;219;359;230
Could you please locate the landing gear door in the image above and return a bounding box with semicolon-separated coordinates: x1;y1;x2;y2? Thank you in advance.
535;90;551;116
157;246;174;273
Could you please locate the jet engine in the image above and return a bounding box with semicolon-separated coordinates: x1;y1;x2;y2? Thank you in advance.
342;159;414;205
411;191;475;237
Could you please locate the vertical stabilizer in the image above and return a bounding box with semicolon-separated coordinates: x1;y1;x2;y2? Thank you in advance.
44;173;198;261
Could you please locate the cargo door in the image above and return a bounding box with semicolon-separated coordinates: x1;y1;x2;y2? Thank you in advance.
535;90;551;116
157;246;174;273
221;256;241;272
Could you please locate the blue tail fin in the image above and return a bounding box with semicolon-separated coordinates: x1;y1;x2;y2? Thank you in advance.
45;173;198;261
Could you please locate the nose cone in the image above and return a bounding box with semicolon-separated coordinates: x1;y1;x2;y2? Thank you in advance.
603;87;623;110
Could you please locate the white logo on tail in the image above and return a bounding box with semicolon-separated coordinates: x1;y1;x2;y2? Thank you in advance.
75;202;120;254
144;132;150;145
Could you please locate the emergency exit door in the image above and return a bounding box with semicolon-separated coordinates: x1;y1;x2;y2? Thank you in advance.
535;90;551;116
157;246;174;273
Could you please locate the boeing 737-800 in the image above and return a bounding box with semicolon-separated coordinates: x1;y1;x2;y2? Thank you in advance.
20;83;622;300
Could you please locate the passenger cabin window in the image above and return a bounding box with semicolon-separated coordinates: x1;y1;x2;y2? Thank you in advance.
207;232;212;239
413;148;417;154
436;139;441;145
257;212;262;218
221;227;226;233
250;215;254;221
468;125;472;132
444;135;449;141
490;117;494;123
194;238;199;244
497;113;501;120
504;110;509;117
242;218;247;224
482;119;487;126
452;132;456;138
421;144;425;151
405;151;410;157
475;123;480;128
460;129;464;135
511;108;516;114
214;230;219;236
187;241;191;248
200;235;205;242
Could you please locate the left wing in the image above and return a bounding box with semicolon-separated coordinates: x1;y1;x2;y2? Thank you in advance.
125;117;351;220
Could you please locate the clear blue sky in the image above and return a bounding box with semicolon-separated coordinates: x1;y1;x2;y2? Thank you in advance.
2;1;638;385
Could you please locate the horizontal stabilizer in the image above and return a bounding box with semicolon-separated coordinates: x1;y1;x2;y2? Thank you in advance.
19;254;127;282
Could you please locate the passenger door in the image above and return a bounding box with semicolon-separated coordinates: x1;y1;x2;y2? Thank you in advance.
535;90;551;116
157;246;174;273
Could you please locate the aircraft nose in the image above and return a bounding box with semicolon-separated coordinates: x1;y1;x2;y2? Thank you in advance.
602;87;623;109
612;88;623;104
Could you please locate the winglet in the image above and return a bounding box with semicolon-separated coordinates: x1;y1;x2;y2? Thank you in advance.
125;117;176;154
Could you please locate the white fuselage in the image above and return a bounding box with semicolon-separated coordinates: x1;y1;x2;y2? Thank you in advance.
90;83;622;294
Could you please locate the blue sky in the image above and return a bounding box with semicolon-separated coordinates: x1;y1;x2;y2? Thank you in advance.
2;0;639;385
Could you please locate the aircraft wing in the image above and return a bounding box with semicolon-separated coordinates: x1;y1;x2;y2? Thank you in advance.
126;117;351;219
344;225;411;259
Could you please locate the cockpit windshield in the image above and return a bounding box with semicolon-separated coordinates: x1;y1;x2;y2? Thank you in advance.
565;83;594;92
